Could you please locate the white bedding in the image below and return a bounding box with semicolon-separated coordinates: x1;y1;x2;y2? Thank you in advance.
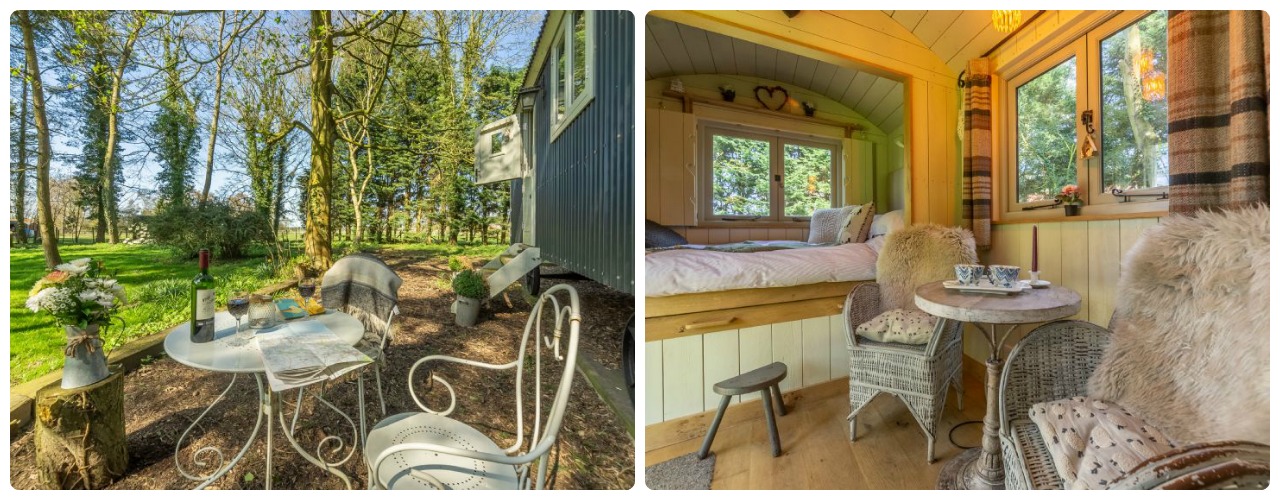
645;236;884;297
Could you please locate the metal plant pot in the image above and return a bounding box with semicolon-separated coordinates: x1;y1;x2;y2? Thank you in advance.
454;296;481;327
62;324;110;389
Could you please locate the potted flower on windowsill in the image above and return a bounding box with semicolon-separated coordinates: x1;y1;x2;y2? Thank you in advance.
451;269;487;327
1056;185;1083;216
26;258;127;389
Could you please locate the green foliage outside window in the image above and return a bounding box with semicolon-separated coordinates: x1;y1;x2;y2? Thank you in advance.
783;144;833;217
711;135;771;217
1100;11;1169;192
1016;57;1079;203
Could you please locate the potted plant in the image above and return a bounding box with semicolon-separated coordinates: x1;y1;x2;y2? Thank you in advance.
1056;185;1083;216
451;269;487;327
26;258;127;389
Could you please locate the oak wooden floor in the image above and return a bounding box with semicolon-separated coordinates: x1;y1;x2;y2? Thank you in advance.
645;362;988;489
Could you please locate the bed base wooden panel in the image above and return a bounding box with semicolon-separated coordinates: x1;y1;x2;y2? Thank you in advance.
644;281;868;341
645;281;862;318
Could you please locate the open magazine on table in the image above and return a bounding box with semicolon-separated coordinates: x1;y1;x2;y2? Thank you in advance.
257;319;372;392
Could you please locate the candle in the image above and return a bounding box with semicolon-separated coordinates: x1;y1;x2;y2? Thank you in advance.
1032;224;1039;273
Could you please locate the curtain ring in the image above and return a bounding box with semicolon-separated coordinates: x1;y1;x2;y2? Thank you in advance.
957;70;967;88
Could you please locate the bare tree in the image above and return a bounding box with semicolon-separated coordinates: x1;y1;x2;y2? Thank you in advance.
18;10;61;266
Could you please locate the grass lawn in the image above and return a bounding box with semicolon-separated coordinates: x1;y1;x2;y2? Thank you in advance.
8;241;507;386
8;243;287;385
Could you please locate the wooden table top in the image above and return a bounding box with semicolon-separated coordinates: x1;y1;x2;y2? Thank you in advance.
913;280;1081;325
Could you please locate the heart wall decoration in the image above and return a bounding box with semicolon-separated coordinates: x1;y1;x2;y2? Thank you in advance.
754;85;789;111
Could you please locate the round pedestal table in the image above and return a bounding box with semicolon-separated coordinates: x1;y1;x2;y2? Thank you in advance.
914;281;1081;490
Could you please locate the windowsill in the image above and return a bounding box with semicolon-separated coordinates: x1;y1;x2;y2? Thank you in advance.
996;197;1168;224
694;220;811;229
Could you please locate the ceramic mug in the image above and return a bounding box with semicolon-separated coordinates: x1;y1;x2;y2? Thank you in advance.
954;264;986;286
988;265;1021;288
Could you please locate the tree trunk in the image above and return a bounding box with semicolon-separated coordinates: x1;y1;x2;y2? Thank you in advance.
15;76;30;244
200;14;227;205
305;10;336;270
20;12;61;267
1122;27;1161;189
101;28;137;245
34;371;127;489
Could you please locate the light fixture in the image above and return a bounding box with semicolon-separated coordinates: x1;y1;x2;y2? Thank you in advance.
1141;70;1166;101
992;10;1023;33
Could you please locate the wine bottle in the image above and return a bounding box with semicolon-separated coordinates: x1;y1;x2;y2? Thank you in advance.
190;249;217;343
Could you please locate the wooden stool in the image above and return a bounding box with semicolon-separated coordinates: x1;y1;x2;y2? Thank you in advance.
698;362;788;459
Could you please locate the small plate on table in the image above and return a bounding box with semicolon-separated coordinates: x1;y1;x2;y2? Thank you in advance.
943;280;1030;295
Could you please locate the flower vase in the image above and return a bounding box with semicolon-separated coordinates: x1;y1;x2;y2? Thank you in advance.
1064;204;1082;216
63;324;110;389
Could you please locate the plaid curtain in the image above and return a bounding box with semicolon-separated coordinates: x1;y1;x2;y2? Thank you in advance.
962;58;992;249
1168;11;1270;213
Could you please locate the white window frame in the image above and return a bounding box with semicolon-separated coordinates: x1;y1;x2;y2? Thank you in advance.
1001;10;1170;221
699;122;842;223
549;10;595;141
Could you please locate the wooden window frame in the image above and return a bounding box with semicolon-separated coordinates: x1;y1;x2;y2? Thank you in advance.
549;10;595;142
699;122;842;223
999;10;1169;223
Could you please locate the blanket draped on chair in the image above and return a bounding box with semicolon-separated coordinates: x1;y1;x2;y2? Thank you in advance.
1167;10;1270;213
961;58;993;249
1088;206;1269;445
321;253;402;341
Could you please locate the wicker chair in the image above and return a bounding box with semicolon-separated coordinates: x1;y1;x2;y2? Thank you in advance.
842;224;975;463
998;321;1270;489
997;320;1111;489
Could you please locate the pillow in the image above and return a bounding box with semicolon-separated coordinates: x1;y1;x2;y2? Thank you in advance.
842;201;876;243
855;308;936;345
644;220;688;248
870;209;905;238
807;205;858;244
1028;397;1178;490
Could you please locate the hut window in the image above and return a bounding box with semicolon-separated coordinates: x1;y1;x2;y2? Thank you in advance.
702;124;839;222
550;10;595;140
1003;10;1170;216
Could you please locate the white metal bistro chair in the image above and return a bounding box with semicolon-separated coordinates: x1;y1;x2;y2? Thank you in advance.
363;283;582;490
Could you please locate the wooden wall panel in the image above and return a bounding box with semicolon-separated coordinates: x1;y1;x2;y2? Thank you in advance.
658;109;687;226
646;112;661;221
800;317;831;387
738;325;772;402
662;335;704;420
645;341;664;425
703;330;741;409
648;315;846;423
965;217;1160;362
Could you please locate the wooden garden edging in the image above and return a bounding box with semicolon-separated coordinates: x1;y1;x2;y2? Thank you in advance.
9;279;297;435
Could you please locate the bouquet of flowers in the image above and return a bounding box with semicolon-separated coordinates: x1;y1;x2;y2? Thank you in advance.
1055;185;1082;205
26;258;127;329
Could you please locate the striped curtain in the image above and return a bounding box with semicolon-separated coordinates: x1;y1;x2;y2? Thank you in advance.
1168;11;1270;213
962;58;992;249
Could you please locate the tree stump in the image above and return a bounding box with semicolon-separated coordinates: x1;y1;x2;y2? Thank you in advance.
35;370;127;489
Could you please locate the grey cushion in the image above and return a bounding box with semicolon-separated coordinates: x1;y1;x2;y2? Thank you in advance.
645;220;688;248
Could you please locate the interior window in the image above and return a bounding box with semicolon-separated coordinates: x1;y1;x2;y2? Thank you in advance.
1015;57;1078;204
710;134;772;217
704;126;840;221
1099;11;1169;193
782;143;835;217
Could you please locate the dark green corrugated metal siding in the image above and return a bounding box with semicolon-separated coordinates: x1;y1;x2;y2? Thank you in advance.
529;11;634;293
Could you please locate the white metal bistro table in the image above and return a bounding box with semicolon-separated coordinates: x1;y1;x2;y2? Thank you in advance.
914;280;1081;490
164;310;367;489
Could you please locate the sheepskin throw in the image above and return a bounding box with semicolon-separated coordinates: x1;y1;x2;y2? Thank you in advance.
876;223;978;311
1029;396;1178;489
321;253;402;343
1087;205;1269;445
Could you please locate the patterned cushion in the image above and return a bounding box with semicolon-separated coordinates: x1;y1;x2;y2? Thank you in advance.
808;205;859;244
855;308;935;345
1028;396;1178;489
842;201;876;243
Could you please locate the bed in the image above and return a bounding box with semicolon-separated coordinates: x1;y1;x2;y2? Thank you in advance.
643;209;903;341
